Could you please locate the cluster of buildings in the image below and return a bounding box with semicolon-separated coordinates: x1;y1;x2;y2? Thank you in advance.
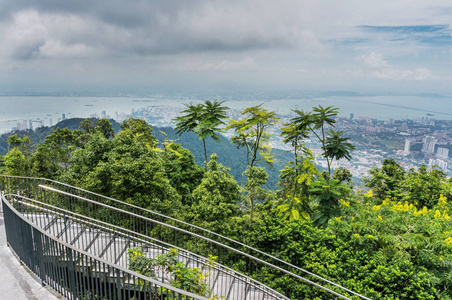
404;136;449;172
9;102;452;180
11;109;131;132
13;117;55;131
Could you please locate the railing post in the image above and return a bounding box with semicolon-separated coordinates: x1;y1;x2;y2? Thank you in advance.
33;227;47;286
116;268;123;300
67;248;77;299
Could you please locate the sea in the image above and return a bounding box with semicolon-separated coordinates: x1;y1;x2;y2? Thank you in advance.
1;95;451;134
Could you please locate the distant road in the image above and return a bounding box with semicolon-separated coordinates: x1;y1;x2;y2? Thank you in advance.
342;98;452;117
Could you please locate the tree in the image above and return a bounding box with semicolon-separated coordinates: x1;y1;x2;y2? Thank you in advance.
121;117;157;146
309;177;351;227
190;154;240;233
277;115;316;220
79;119;96;134
227;104;279;168
3;148;28;176
287;106;355;226
365;158;405;201
332;167;353;186
81;132;181;216
323;129;354;162
173;100;229;170
158;141;204;207
7;134;23;150
402;165;449;208
227;104;279;224
96;118;115;139
30;143;59;179
292;106;355;180
45;128;75;170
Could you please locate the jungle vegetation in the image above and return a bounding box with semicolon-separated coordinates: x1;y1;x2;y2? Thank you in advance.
2;104;452;299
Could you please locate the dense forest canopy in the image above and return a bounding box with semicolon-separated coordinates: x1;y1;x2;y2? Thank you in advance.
2;104;452;299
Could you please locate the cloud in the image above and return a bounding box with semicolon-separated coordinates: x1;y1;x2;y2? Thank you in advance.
356;52;438;81
182;57;257;71
0;1;324;62
2;0;452;93
356;52;389;68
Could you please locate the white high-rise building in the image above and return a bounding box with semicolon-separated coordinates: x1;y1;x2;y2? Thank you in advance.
403;138;412;156
429;158;448;172
437;147;449;160
422;136;437;154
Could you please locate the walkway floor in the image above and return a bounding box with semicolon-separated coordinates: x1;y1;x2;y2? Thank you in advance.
0;214;61;300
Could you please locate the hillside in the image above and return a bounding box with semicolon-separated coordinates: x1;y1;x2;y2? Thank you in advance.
0;118;293;189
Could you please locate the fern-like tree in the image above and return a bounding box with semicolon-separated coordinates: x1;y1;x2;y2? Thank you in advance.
227;104;279;224
173;100;229;171
288;106;355;226
277;119;317;220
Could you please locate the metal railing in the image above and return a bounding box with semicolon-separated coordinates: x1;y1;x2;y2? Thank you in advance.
4;192;284;300
2;194;208;300
0;175;372;300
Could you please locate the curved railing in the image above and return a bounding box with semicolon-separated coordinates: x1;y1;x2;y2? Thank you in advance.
0;175;371;300
1;194;208;300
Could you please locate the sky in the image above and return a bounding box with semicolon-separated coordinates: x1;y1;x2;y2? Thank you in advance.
2;1;452;96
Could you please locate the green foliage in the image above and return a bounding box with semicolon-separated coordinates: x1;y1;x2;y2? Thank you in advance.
309;177;351;227
232;204;438;300
403;165;449;208
332;167;353;186
365;158;406;201
292;106;355;180
227;104;278;224
128;247;216;298
366;159;451;209
78;132;181;215
329;192;452;299
45;128;75;170
242;165;269;224
120;117;157;146
159;142;204;207
3;148;28;176
277;152;318;221
323;129;355;162
190;154;240;233
30;143;59;179
173;100;229;170
95;118;115;139
227;104;279;168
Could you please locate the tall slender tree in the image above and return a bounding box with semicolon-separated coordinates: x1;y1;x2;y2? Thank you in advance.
173;100;229;170
278;120;317;220
227;104;279;224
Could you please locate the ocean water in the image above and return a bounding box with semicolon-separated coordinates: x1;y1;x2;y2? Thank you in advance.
1;95;451;134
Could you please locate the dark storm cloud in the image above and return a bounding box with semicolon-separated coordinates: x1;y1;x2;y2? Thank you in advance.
0;0;296;59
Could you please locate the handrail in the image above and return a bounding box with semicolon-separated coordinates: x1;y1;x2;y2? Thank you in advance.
36;185;352;299
0;175;372;299
7;193;284;299
1;193;209;300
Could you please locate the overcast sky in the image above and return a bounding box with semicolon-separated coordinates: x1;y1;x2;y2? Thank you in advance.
2;1;452;95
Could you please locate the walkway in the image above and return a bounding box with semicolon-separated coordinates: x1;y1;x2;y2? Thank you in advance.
0;214;60;300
